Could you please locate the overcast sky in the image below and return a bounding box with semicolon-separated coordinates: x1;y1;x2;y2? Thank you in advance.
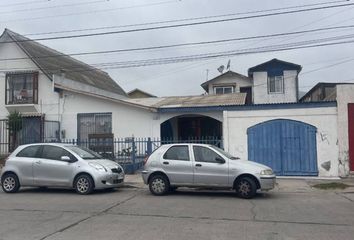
1;0;354;96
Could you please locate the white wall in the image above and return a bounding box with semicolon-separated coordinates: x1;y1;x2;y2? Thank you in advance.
252;70;298;104
57;91;155;139
223;106;338;177
336;84;354;176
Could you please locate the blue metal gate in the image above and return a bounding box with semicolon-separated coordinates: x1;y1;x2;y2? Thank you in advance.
247;119;318;176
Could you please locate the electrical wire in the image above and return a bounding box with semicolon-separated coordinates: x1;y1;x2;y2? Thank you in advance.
2;1;354;42
0;0;179;24
1;24;353;62
0;0;51;8
22;0;351;36
0;0;109;15
1;34;354;72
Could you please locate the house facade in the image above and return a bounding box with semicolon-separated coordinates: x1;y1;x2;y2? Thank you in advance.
0;29;156;149
1;29;353;177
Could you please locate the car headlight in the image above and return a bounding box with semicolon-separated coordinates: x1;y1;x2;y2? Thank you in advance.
89;163;107;172
260;169;273;175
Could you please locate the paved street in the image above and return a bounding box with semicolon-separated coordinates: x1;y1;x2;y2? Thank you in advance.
0;179;354;240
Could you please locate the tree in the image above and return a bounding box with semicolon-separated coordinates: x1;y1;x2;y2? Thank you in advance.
7;111;23;152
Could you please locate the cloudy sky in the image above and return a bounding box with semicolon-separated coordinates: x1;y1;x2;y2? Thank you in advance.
1;0;354;97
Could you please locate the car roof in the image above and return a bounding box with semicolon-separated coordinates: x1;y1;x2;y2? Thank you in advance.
160;143;212;147
18;143;75;148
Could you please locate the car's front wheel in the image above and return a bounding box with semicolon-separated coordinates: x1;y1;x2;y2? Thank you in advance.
236;177;257;199
149;174;169;196
74;174;94;195
1;173;20;193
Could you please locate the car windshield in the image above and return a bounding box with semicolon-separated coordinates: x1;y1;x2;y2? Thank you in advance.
67;146;103;160
209;145;240;160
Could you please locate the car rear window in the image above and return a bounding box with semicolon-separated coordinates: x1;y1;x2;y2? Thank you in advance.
163;145;190;161
17;145;41;158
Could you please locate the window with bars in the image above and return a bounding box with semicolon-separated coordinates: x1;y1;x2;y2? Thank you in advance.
77;113;112;141
268;76;284;93
5;72;38;104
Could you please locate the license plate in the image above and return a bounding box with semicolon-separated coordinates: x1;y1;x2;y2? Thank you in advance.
113;179;123;184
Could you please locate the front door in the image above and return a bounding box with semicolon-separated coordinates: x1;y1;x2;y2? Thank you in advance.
33;145;75;186
349;104;354;171
160;145;194;184
192;145;229;186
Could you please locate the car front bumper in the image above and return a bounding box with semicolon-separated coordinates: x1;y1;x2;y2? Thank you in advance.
94;172;125;189
259;175;276;190
141;170;149;184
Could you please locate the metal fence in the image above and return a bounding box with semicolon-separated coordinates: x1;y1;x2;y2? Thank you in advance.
0;119;60;155
0;131;222;173
59;136;223;173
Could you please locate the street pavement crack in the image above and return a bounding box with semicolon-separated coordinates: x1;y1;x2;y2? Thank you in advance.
106;212;351;227
37;190;141;240
249;200;256;220
335;192;354;203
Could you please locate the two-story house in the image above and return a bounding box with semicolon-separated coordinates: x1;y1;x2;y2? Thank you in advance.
0;29;156;148
201;59;302;105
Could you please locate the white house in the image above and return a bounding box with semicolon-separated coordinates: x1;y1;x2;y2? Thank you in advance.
0;29;157;145
1;29;353;177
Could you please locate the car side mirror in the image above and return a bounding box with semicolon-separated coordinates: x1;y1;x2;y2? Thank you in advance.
61;156;76;163
215;157;226;164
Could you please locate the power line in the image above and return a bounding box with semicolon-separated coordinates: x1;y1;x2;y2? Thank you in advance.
23;0;351;36
1;34;354;72
1;24;353;62
0;0;51;8
299;78;354;89
0;0;109;15
0;0;178;24
2;1;354;43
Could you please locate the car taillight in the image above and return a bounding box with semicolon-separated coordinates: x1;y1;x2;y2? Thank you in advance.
143;155;149;165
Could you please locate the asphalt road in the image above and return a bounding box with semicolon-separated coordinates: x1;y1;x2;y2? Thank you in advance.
0;186;354;240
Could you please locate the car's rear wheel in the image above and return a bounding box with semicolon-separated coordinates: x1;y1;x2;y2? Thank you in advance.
1;173;20;193
74;174;94;195
149;174;169;196
236;177;257;199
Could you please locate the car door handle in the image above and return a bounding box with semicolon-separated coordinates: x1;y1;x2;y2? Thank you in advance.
195;164;202;167
163;161;169;165
35;160;41;164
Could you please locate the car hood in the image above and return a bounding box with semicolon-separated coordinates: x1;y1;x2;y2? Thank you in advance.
229;159;272;172
87;159;120;169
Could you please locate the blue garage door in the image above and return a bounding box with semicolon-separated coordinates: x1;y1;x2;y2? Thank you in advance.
247;119;318;176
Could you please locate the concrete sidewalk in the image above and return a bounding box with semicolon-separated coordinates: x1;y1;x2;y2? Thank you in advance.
124;173;354;192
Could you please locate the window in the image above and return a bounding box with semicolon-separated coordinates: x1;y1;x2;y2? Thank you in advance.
67;146;103;160
77;113;112;141
5;72;38;104
41;145;75;161
163;145;190;161
268;76;284;93
17;145;41;158
214;86;234;94
193;146;223;163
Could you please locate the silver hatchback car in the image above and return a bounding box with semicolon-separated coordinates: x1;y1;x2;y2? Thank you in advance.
1;143;124;194
142;144;276;198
